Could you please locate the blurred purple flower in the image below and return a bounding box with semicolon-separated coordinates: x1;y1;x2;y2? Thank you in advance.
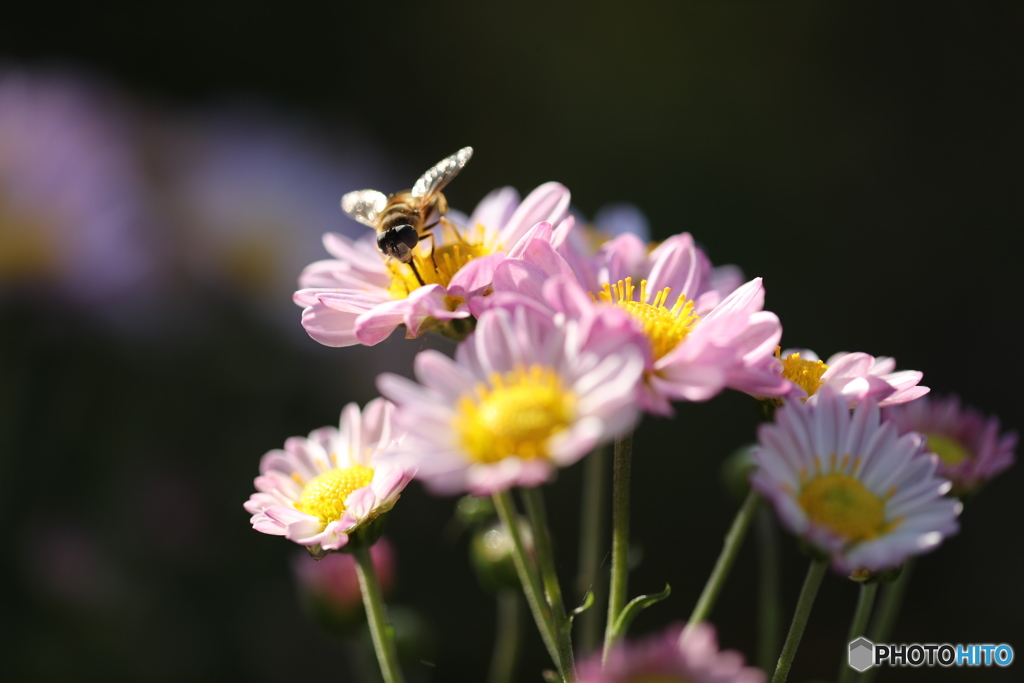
158;106;398;330
21;519;125;606
0;69;165;323
883;394;1016;496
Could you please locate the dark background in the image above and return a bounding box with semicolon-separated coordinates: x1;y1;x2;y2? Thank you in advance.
2;2;1022;681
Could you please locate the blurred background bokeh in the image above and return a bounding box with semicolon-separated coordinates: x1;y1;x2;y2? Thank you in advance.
2;3;1022;681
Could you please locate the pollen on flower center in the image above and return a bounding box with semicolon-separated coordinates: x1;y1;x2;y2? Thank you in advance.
778;348;828;398
798;471;894;542
294;465;375;526
592;277;699;360
454;365;577;464
387;223;501;304
925;433;972;466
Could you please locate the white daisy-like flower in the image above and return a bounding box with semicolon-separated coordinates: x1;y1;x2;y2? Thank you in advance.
376;302;646;495
244;399;413;554
751;387;961;574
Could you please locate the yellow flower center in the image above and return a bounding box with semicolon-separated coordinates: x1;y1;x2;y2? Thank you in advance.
294;465;375;526
925;433;972;467
593;277;699;360
798;469;895;542
778;348;828;398
387;223;501;308
454;365;577;464
0;206;59;278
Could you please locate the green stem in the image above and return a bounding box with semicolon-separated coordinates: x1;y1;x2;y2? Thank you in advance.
353;544;405;683
771;559;828;683
838;582;879;683
522;487;576;680
688;489;761;625
488;590;522;683
756;502;782;674
602;430;633;663
493;490;564;679
575;445;608;655
862;559;914;683
868;558;913;643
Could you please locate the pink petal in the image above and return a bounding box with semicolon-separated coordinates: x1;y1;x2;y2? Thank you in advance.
446;252;505;299
342;487;377;521
519;238;575;278
468;186;519;231
506;221;553;259
299;303;361;347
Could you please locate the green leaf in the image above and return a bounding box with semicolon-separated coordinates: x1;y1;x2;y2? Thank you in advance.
570;591;595;621
611;584;671;640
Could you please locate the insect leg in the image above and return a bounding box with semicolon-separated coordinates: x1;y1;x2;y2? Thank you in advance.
417;231;439;270
407;259;427;287
441;216;469;243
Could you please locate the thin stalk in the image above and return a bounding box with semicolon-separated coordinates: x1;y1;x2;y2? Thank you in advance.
862;560;914;683
488;590;522;683
493;490;564;679
771;559;828;683
353;544;406;683
756;502;782;674
869;558;913;644
837;582;878;683
688;489;761;625
602;430;633;663
522;486;576;680
575;445;608;655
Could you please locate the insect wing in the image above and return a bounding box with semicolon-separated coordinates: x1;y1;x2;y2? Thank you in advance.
341;190;388;228
411;146;473;199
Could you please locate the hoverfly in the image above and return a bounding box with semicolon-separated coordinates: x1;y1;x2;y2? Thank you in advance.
341;147;473;286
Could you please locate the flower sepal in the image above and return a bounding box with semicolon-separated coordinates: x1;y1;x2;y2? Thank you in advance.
756;396;780;422
849;564;905;585
430;314;477;342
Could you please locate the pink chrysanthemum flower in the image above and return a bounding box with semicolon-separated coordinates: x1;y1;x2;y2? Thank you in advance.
774;348;928;408
377;303;646;495
245;399;413;555
478;237;788;415
751;387;961;574
561;230;745;317
293;182;570;346
577;622;765;683
883;394;1017;497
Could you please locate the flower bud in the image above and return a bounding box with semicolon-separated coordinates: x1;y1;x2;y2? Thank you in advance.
470;517;533;593
292;536;396;634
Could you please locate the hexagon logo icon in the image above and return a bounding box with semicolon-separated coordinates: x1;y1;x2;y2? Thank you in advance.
849;637;875;672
